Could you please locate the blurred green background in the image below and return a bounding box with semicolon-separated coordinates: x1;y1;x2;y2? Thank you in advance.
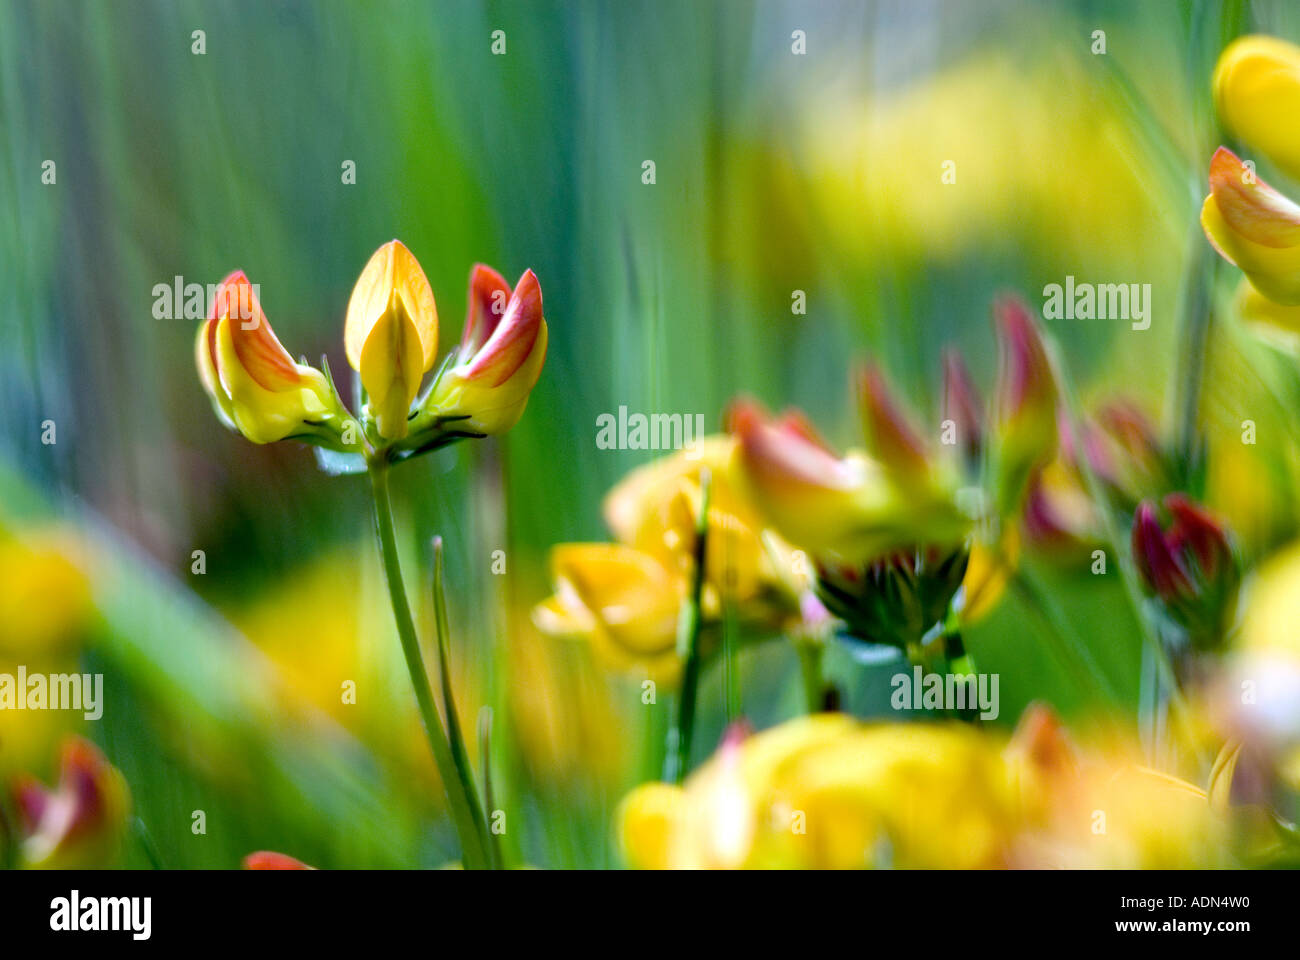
4;0;1300;868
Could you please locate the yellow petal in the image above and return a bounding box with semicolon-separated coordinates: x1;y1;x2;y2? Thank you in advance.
345;240;438;373
358;290;425;439
1214;35;1300;181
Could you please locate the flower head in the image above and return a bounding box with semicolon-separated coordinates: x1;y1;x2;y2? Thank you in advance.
424;266;548;436
196;272;347;445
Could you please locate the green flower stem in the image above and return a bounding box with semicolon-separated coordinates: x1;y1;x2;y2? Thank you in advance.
795;636;824;714
368;459;490;870
665;470;711;784
431;536;494;865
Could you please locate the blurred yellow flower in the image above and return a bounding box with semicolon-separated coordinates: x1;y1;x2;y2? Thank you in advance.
729;399;968;567
533;543;685;683
1213;35;1300;181
534;436;807;682
619;715;1021;869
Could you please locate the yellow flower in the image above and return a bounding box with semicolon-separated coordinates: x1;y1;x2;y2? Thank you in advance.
1213;35;1300;181
535;438;809;682
424;265;548;436
1201;146;1300;306
729;398;968;566
196;271;345;444
619;715;1022;869
603;435;806;615
532;543;685;684
344;240;439;440
1234;274;1300;337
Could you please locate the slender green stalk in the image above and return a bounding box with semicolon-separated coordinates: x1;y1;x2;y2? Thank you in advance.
665;470;711;784
132;816;165;870
478;707;505;870
430;535;494;864
795;637;824;714
368;459;490;869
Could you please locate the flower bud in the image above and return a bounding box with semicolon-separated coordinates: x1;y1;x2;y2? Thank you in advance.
196;271;346;445
1213;36;1300;181
424;266;548;436
990;294;1058;517
729;398;969;566
1201;146;1300;305
344;240;439;439
857;363;930;487
1131;495;1239;649
12;737;129;869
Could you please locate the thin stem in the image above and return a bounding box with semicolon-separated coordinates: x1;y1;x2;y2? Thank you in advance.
368;459;490;869
431;535;493;864
665;470;711;784
478;707;505;870
795;637;824;714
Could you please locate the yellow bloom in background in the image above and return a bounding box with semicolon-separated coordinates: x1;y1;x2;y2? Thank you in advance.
0;528;96;779
533;543;685;683
729;399;969;567
1007;707;1229;869
424;265;548;437
197;271;346;444
345;240;439;439
1233;274;1300;338
603;435;806;618
619;715;1021;869
1201;146;1300;306
1213;35;1300;182
534;436;808;683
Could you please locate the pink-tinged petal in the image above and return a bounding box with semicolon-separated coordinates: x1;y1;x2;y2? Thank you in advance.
857;363;929;479
1209;146;1300;248
462;269;544;386
730;398;857;492
12;778;49;833
460;264;512;357
994;294;1053;418
941;348;983;453
214;272;303;392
